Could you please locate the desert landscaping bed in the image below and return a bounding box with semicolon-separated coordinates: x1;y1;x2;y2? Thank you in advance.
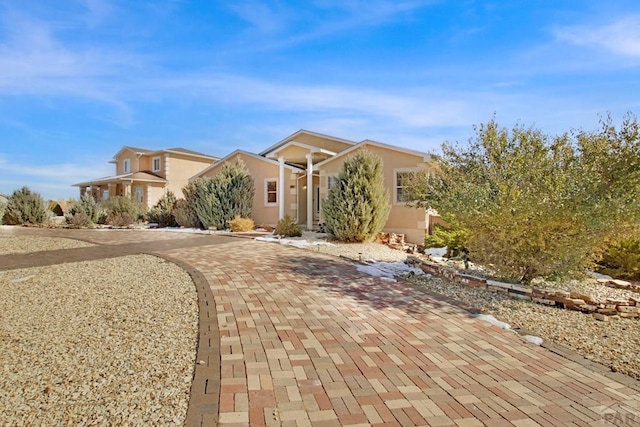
0;254;197;426
0;235;95;255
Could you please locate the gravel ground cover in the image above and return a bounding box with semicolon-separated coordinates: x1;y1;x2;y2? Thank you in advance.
0;254;198;426
0;235;95;255
304;240;640;381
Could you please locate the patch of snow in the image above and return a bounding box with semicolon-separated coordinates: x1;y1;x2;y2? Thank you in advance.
10;275;34;284
591;272;613;280
424;247;447;257
356;261;424;280
255;235;335;249
473;314;511;330
356;264;395;279
523;335;543;346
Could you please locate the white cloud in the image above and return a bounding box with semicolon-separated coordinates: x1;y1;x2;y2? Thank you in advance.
226;2;289;33
0;154;113;200
554;15;640;57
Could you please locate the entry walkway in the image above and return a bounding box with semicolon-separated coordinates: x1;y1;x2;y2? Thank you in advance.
1;227;639;426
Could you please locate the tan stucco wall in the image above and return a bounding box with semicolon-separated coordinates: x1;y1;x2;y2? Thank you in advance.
116;148;139;174
198;153;299;226
145;182;169;210
289;133;354;154
318;145;433;244
165;155;214;199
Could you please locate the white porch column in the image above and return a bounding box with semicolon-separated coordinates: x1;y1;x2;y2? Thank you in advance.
306;153;313;230
278;156;285;220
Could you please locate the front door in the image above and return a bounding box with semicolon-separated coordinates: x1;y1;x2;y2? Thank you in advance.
314;185;320;222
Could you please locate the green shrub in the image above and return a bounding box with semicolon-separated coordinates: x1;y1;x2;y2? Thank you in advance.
66;193;102;225
274;215;302;237
173;198;201;228
0;201;5;225
229;216;255;232
147;191;178;227
3;187;50;225
424;223;469;258
184;159;255;229
322;150;390;242
406;116;640;283
597;239;640;280
101;196;141;226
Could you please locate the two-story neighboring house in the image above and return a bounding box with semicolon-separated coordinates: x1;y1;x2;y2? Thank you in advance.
193;130;440;243
74;147;218;210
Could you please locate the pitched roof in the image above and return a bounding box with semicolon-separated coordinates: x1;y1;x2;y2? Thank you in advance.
259;129;356;157
111;146;217;161
192;149;304;180
314;139;432;170
73;171;168;187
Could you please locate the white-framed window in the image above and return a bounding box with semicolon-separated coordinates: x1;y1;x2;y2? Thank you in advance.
123;158;131;173
152;156;161;172
133;186;144;203
265;179;277;205
327;175;339;190
102;190;109;200
394;168;417;204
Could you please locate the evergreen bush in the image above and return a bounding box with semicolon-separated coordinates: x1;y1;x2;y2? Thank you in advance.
274;215;302;237
3;187;50;225
173;198;201;228
185;159;255;229
101;196;141;226
66;193;102;225
147;191;178;227
322;150;390;242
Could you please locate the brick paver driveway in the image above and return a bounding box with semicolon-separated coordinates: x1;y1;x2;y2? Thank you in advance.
2;227;639;426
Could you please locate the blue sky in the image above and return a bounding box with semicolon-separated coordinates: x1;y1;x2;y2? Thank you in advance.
1;1;639;200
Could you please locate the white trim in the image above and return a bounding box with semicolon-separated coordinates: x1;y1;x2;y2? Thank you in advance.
259;129;356;157
123;158;131;173
152;156;161;172
393;167;418;205
264;178;278;206
192;149;304;180
133;186;144;203
306;154;313;230
327;174;339;190
278;157;286;220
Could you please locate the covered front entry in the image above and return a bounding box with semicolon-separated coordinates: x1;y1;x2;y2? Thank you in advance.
296;174;320;229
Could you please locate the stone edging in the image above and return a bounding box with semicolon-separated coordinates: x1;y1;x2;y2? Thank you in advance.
407;256;640;320
155;255;220;427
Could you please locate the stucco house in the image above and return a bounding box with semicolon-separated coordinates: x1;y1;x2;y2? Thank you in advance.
193;130;439;243
74;147;218;210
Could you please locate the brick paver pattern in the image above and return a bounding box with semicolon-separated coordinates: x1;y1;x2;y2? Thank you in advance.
2;228;639;426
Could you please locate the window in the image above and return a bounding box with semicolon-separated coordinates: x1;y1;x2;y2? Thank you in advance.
395;169;417;203
327;175;339;190
133;186;144;203
123;158;131;173
265;179;277;205
102;190;109;200
152;156;161;172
